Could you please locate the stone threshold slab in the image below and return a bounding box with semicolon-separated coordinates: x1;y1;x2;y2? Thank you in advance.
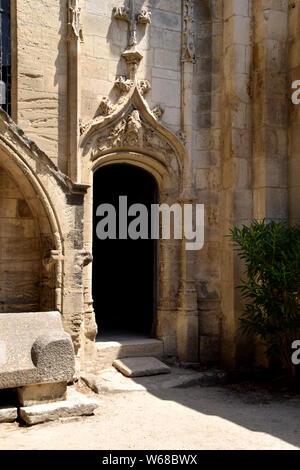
82;368;147;394
113;357;171;377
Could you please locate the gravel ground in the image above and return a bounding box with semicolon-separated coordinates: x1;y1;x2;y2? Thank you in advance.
0;379;300;450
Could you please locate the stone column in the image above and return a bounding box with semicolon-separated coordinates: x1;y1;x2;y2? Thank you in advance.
176;198;199;363
176;1;198;363
67;0;83;183
220;0;254;369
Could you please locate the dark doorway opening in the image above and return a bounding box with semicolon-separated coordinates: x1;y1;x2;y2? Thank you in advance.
93;164;158;338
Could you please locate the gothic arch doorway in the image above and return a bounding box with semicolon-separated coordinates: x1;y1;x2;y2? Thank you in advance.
92;163;158;337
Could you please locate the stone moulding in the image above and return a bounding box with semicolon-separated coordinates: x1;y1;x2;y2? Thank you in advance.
68;0;83;42
181;0;195;63
80;82;186;190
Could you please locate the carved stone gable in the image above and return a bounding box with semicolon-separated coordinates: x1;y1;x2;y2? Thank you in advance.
88;107;178;173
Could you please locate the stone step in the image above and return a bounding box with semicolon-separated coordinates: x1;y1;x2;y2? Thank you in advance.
113;357;171;377
81;366;228;395
19;388;99;426
95;337;164;368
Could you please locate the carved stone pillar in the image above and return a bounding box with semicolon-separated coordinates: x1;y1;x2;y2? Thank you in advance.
181;0;195;192
67;0;83;183
176;198;198;363
176;1;198;363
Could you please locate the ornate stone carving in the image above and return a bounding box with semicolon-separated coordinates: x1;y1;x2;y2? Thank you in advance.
80;119;91;136
113;6;129;21
177;129;187;146
124;110;143;146
137;9;151;24
181;0;195;63
90;108;177;170
138;79;151;95
99;97;114;116
114;75;133;93
113;1;151;78
152;105;164;120
68;0;83;41
77;251;93;267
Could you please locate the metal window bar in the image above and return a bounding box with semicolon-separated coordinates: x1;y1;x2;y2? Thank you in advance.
0;0;11;115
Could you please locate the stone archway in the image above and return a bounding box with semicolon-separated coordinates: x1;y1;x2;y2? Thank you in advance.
92;163;159;338
80;80;198;362
0;165;42;312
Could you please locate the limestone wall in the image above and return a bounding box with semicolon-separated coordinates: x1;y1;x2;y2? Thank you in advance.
81;0;182;132
16;0;68;172
193;1;223;363
9;0;300;368
0;166;41;312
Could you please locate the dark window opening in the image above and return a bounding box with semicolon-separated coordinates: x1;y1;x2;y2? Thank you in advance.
93;164;158;338
0;0;11;115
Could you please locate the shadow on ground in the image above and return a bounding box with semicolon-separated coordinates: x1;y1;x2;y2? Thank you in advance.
123;366;300;449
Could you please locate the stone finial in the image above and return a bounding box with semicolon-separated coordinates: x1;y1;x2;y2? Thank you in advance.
114;76;133;93
137;8;151;25
113;1;151;79
68;0;83;41
181;0;195;63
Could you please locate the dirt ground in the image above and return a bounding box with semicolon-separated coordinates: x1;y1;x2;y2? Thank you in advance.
0;379;300;450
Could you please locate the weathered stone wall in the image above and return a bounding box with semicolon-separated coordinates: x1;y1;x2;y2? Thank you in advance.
252;0;288;224
16;0;68;172
8;0;300;369
0;110;89;368
81;0;182;133
220;0;254;369
193;1;223;363
0;166;41;312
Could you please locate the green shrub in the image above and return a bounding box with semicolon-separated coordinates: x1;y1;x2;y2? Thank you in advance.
230;220;300;375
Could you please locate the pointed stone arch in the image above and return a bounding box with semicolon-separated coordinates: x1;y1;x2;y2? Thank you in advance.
80;77;197;358
0;111;91;359
81;84;188;195
79;82;194;358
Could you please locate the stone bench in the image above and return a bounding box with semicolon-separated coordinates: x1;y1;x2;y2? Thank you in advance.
0;311;75;405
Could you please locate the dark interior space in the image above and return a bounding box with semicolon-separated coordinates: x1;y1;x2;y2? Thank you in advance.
93;164;158;337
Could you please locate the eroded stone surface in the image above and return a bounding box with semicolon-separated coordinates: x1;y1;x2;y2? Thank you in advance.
19;389;98;426
113;357;171;377
0;406;18;423
81;368;147;393
95;338;164;369
82;366;227;394
0;312;75;391
17;382;67;407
